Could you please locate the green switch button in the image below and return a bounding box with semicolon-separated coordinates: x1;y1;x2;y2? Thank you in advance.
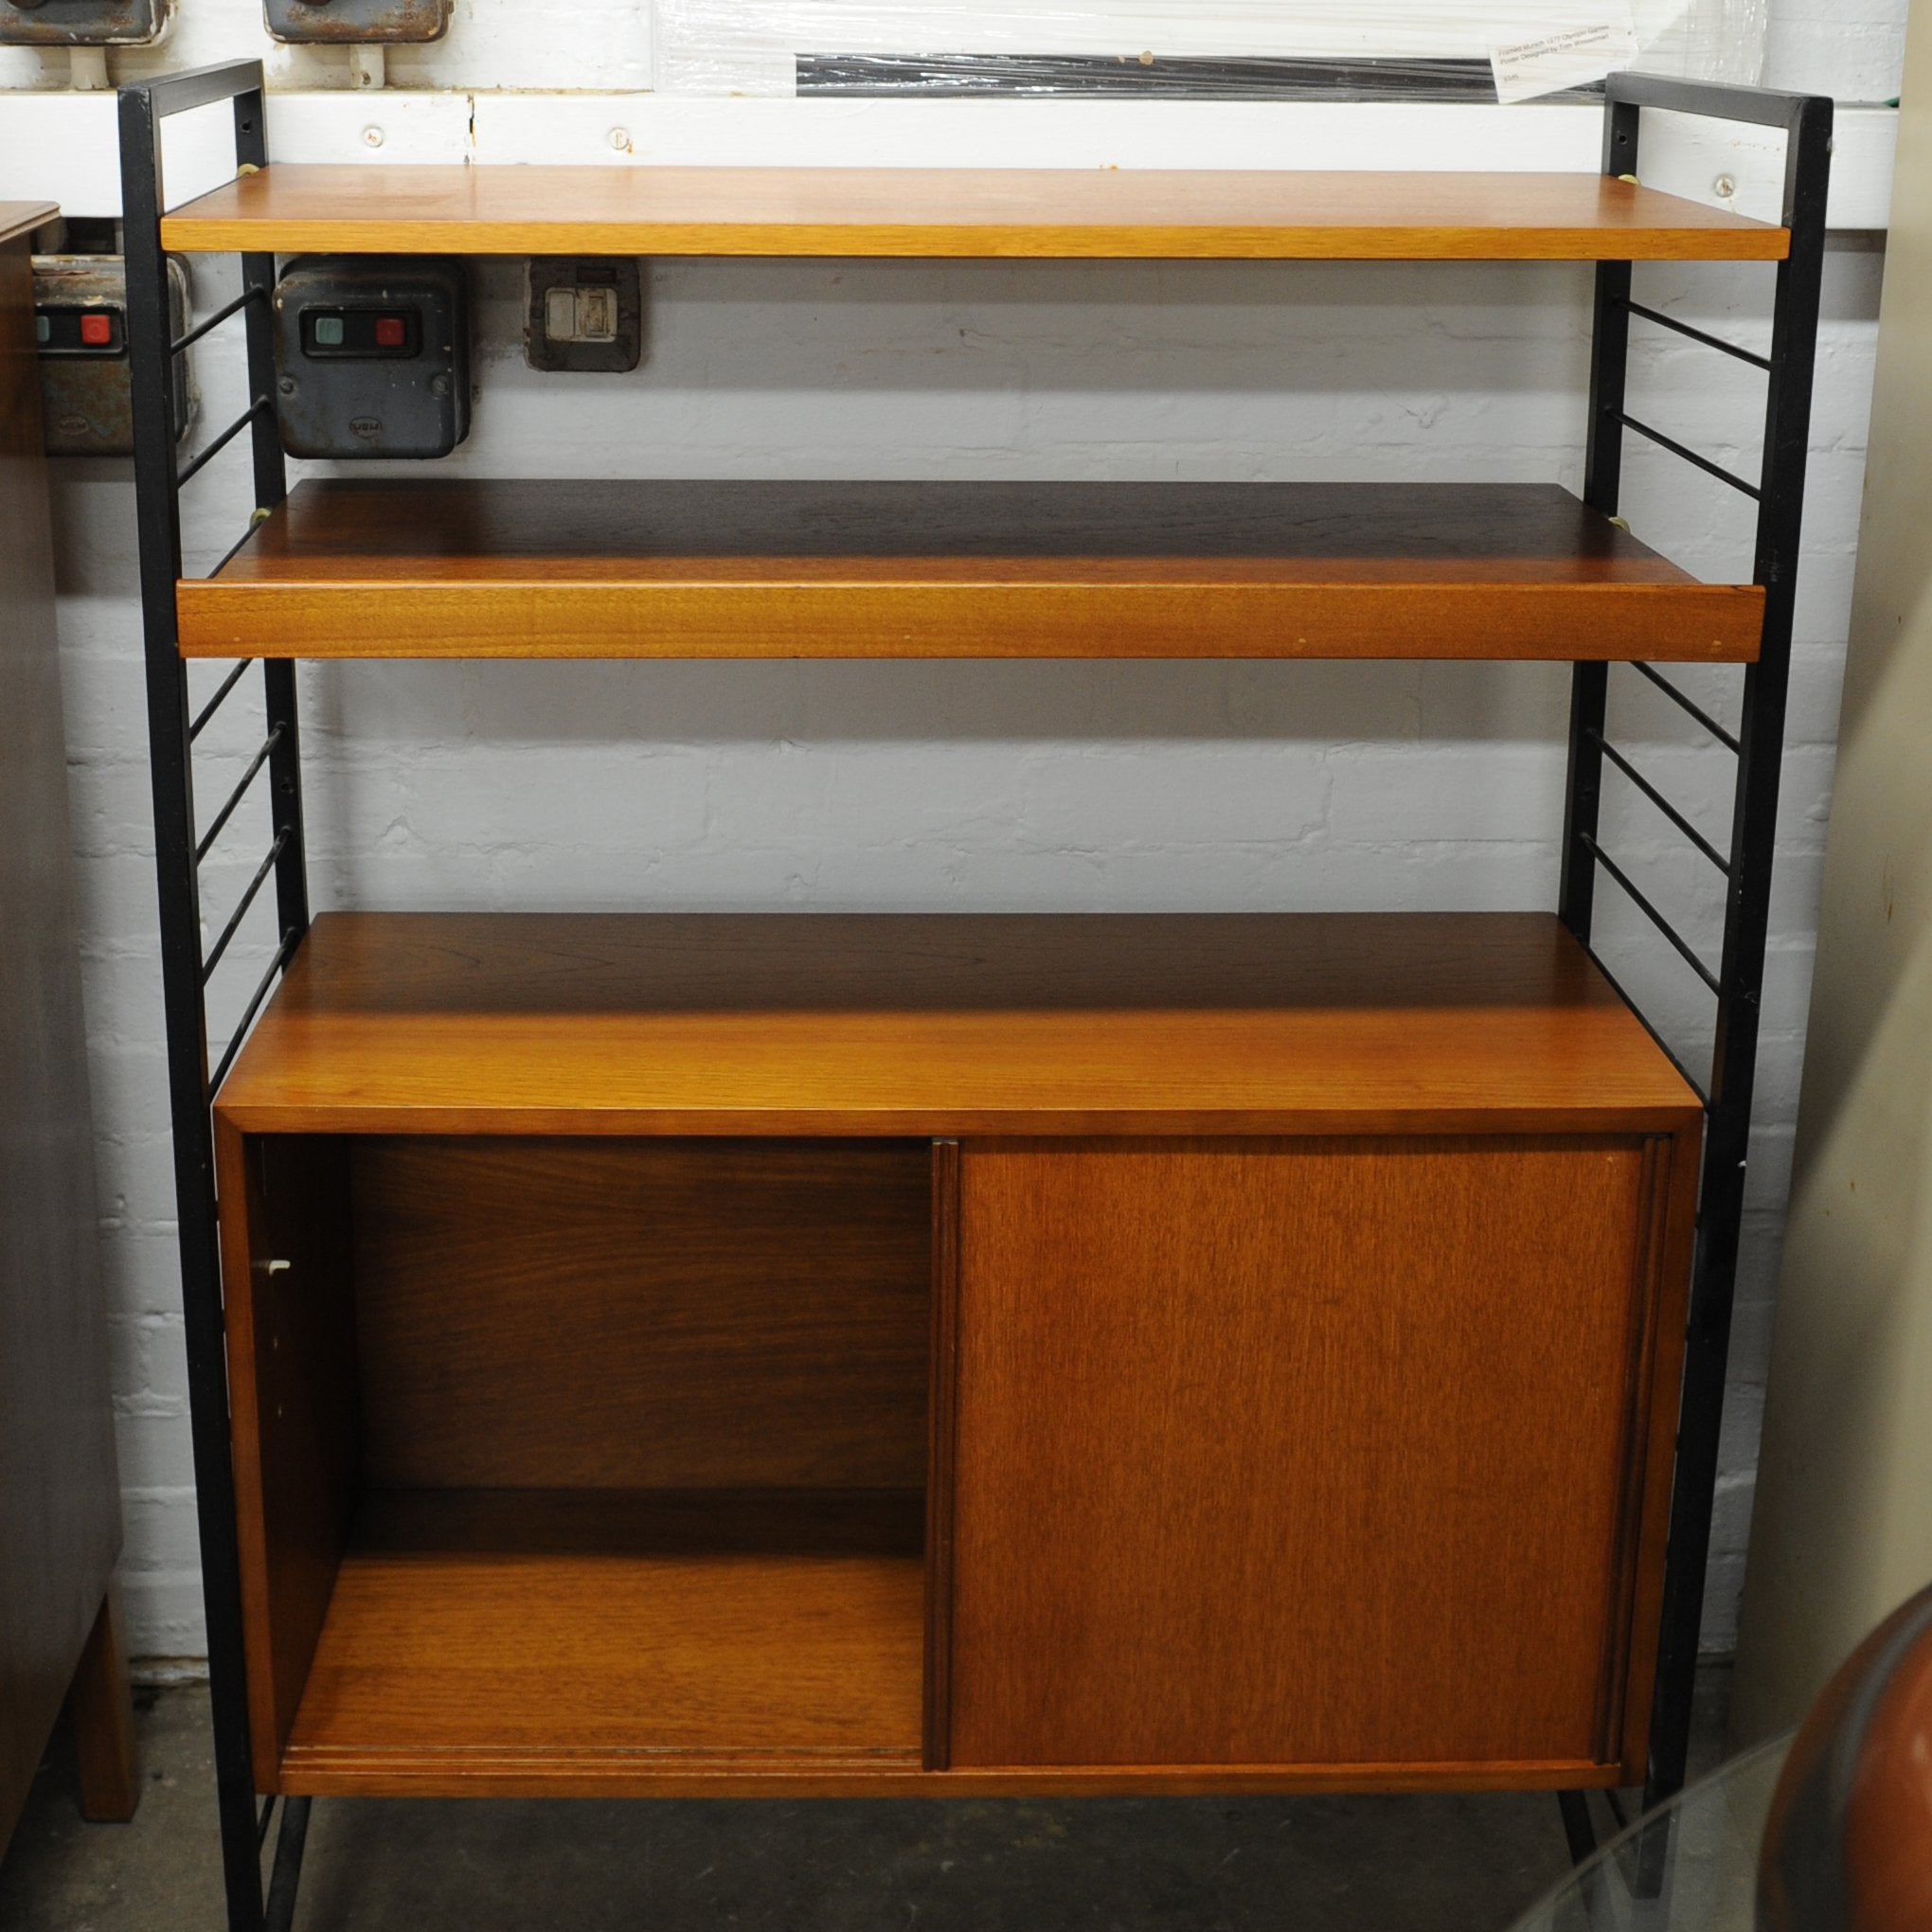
313;314;345;347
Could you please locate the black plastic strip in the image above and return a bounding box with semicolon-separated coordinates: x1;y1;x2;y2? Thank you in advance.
795;53;1579;101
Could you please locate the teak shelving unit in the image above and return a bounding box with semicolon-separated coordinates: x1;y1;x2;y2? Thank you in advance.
118;63;1830;1932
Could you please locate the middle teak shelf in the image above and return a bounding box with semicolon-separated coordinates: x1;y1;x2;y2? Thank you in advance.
175;479;1763;663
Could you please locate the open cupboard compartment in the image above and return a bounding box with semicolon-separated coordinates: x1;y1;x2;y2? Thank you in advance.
217;1133;938;1793
120;58;1831;1930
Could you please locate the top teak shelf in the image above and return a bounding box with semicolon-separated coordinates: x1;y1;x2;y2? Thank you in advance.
158;166;1789;262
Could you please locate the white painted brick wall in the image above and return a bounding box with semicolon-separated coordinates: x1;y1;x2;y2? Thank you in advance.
10;0;1904;1661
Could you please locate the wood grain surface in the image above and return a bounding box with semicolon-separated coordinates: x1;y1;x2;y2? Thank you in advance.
177;479;1762;664
214;911;1704;1138
158;166;1786;261
0;204;55;248
68;1585;138;1823
0;217;129;1854
943;1135;1691;1779
1607;1128;1700;1769
279;1489;927;1786
349;1138;932;1490
925;1140;961;1773
216;1127;363;1777
270;1492;1619;1800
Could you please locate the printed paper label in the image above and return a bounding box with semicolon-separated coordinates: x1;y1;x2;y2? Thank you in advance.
1490;14;1639;104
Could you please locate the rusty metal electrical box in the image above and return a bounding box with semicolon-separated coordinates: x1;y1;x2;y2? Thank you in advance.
524;259;644;375
35;256;194;457
0;0;169;44
274;257;470;459
262;0;449;44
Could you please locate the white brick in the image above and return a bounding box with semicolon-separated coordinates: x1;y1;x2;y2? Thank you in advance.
119;1574;212;1662
105;1316;191;1412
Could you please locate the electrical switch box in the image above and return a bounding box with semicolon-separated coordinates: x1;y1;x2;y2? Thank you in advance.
524;259;643;374
34;255;194;457
274;257;470;459
262;0;449;43
0;0;169;44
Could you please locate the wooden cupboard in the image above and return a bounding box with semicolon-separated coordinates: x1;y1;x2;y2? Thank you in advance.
209;910;1697;1798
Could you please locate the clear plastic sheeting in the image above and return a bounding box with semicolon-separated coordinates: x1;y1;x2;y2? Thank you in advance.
652;0;1768;99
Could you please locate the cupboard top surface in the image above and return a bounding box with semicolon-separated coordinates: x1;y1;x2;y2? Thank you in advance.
213;911;1703;1136
158;167;1787;261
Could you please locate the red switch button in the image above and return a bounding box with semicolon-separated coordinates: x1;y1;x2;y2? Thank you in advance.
374;314;407;349
80;312;114;346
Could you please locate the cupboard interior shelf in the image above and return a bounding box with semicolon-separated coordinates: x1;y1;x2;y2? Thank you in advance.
158;164;1787;261
279;1490;929;1794
177;480;1763;664
212;910;1704;1138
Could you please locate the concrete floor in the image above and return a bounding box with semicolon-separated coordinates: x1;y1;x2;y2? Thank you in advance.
0;1680;1731;1932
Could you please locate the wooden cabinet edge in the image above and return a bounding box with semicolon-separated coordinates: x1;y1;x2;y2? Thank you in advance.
211;1106;1708;1139
174;582;1765;668
924;1139;960;1773
212;1114;287;1795
1612;1120;1705;1779
273;1755;1629;1799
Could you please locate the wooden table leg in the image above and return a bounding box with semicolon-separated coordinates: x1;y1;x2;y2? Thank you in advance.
68;1582;137;1822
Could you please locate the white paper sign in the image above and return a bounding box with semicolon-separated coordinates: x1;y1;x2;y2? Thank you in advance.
1490;15;1639;104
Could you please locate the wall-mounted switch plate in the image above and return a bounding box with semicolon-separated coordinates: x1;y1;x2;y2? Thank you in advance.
0;0;169;45
35;255;194;457
524;259;642;374
262;0;449;45
274;256;470;458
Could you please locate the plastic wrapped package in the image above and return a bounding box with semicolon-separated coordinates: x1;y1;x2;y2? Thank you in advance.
652;0;1767;98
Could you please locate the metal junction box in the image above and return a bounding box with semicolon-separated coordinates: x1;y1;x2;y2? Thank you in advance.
262;0;450;44
273;257;470;459
0;0;170;43
35;255;194;457
524;258;643;374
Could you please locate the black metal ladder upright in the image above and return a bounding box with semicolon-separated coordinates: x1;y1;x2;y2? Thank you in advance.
1556;73;1832;1879
121;61;310;1932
